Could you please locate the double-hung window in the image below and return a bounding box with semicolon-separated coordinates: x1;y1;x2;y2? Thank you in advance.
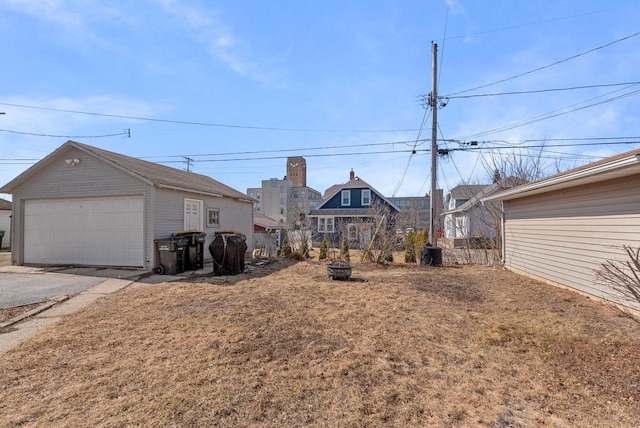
318;217;334;233
341;190;351;206
361;189;371;206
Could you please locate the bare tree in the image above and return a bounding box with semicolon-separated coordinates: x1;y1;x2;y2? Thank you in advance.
285;191;312;257
360;199;398;264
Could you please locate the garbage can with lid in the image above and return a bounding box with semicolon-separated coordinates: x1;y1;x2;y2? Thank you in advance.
0;230;4;250
209;232;247;275
154;237;188;275
172;231;207;270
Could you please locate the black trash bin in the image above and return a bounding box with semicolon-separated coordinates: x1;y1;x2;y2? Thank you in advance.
0;230;4;250
173;231;207;270
420;245;443;267
209;232;247;275
155;237;188;275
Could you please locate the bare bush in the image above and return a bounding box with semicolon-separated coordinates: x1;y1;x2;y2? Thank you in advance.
595;245;640;320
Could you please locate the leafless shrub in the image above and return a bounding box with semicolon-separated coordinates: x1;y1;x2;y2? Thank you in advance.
595;245;640;321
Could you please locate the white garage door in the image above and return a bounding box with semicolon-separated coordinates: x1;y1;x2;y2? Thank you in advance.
24;196;144;267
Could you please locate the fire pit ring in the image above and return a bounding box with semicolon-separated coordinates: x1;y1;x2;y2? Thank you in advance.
326;262;353;280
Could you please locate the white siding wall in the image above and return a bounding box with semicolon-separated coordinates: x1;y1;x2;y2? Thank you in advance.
0;210;10;249
154;188;254;260
503;174;640;307
10;147;153;267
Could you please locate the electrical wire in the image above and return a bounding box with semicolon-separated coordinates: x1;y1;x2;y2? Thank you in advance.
441;82;640;99
139;139;427;159
443;30;640;97
459;85;640;140
0;102;421;134
391;107;431;196
0;128;130;138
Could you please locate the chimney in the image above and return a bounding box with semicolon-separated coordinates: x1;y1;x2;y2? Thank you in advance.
349;169;355;180
492;169;501;183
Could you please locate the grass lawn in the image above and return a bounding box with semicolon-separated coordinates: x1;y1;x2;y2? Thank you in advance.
1;258;639;426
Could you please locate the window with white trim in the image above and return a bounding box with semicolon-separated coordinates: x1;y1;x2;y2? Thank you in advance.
341;190;351;206
206;208;220;228
361;189;371;206
318;217;335;233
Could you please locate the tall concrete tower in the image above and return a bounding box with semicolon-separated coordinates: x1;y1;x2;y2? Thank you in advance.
286;156;306;187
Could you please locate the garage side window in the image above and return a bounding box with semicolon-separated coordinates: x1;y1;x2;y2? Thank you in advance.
184;198;204;231
207;208;220;228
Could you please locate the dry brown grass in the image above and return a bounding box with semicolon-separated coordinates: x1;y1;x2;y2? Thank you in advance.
1;258;639;427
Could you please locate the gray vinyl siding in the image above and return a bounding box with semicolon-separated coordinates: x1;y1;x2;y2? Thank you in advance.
9;147;153;267
503;174;640;306
154;188;254;260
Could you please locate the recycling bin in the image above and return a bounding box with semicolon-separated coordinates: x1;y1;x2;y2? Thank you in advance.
154;236;188;275
172;231;207;270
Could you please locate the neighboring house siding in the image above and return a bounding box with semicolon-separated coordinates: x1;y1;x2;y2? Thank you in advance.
503;174;640;302
323;188;377;209
0;210;10;249
9;147;151;266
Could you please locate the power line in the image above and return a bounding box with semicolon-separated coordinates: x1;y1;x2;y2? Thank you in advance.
0;128;130;138
139;139;427;159
443;30;640;97
441;82;640;99
0;102;420;134
459;86;640;140
439;139;640;154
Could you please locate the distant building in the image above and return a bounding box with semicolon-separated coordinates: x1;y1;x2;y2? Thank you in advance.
388;190;443;237
247;177;292;225
247;157;322;225
286;156;306;187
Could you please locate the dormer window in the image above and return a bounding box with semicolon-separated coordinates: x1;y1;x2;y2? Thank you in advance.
341;190;351;206
361;189;371;206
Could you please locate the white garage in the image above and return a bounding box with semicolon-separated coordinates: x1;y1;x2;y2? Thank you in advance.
24;196;144;267
0;141;255;269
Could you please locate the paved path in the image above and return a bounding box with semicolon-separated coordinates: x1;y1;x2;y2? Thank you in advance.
0;271;107;308
0;278;134;354
0;260;208;354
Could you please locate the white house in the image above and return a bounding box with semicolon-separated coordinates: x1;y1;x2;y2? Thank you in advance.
0;141;254;269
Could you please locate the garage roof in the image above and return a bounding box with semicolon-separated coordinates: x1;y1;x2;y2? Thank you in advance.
483;148;640;202
0;198;11;210
0;141;254;202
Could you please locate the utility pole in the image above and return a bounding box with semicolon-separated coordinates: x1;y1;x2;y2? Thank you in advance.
429;42;438;245
184;156;193;172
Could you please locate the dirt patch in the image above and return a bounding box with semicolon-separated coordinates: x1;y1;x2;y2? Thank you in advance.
0;260;638;427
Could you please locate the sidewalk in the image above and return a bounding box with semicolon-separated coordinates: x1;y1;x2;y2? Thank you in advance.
0;278;133;354
0;261;213;354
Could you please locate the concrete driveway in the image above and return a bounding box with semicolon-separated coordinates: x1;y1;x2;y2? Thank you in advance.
0;265;147;309
0;250;205;309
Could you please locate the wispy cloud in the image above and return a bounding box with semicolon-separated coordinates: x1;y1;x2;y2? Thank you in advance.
151;0;253;76
151;0;289;85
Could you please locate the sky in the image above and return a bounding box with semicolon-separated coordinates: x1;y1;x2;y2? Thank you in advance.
1;0;640;203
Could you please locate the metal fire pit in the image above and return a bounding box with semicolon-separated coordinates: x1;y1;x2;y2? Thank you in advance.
326;262;353;280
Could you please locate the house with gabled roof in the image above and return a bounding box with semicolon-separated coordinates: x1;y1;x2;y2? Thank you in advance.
442;175;523;247
307;169;399;248
0;141;254;269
